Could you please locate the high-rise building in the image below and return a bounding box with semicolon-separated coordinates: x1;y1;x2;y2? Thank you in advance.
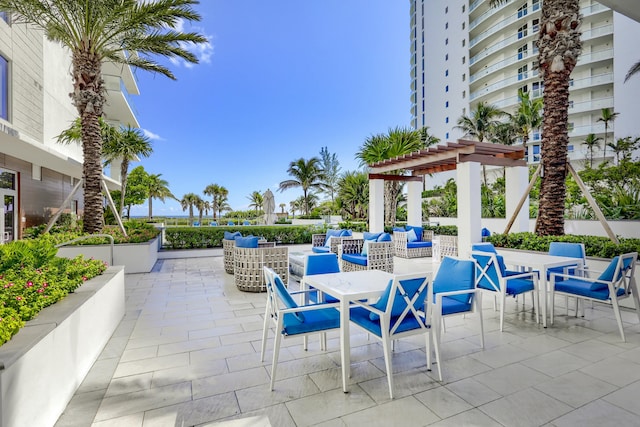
0;13;139;242
410;0;640;165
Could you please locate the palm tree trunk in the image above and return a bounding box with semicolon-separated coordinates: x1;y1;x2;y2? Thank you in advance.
148;197;153;219
536;69;571;236
72;51;106;234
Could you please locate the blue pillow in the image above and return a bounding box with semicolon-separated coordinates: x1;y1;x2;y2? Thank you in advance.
363;232;382;241
235;236;259;248
273;275;304;322
591;256;629;291
224;231;242;240
406;226;423;241
406;228;418;243
361;240;372;256
393;227;405;232
340;229;353;237
324;229;343;247
377;232;392;242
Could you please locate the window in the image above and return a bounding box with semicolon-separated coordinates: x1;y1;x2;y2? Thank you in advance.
462;22;466;30
568;144;574;152
445;117;449;123
445;38;449;45
445;6;448;13
445;22;448;30
445;53;448;61
462;4;466;13
446;132;450;140
568;122;575;132
517;3;528;18
568;100;574;108
518;24;528;39
462;73;466;81
462;39;466;47
445;85;449;92
462;107;466;115
462;56;466;64
518;64;528;81
0;55;8;120
462;90;466;99
445;69;449;77
445;101;449;108
532;81;544;97
532;19;540;33
518;44;528;60
532;0;540;12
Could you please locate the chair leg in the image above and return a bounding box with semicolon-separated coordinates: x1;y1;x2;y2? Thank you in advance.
270;324;283;390
381;335;394;399
611;296;626;342
260;302;270;362
499;294;506;332
431;328;443;381
476;294;485;349
550;289;556;325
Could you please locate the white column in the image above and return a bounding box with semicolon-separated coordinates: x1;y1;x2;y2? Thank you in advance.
369;178;384;233
506;165;530;233
406;180;422;226
457;161;481;256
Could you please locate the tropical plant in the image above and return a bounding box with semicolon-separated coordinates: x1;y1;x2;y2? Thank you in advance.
582;133;602;168
247;191;264;215
204;184;229;220
180;193;200;225
607;136;639;164
279;203;286;214
625;60;640;82
598;108;619;161
0;0;207;233
103;126;153;217
490;122;518;146
289;199;302;218
490;0;582;236
337;170;369;220
195;195;205;224
278;157;326;215
418;126;441;146
511;88;543;145
147;173;174;220
356;127;428;226
319;147;341;204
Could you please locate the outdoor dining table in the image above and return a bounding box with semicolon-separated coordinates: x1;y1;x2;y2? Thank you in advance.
302;269;394;393
498;251;584;328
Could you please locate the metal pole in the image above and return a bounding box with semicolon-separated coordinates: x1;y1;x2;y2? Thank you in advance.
102;179;127;236
44;179;83;234
503;163;542;235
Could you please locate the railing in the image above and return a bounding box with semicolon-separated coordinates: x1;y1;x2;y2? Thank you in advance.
582;24;613;41
469;0;483;14
577;49;614;65
470;32;524;65
56;234;114;266
470;49;535;83
571;72;614;89
569;97;613;115
103;73;139;117
470;69;539;100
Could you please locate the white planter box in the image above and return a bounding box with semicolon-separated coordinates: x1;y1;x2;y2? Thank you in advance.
0;266;125;427
57;236;159;273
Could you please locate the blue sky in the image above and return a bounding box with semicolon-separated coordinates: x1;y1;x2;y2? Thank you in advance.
129;0;411;217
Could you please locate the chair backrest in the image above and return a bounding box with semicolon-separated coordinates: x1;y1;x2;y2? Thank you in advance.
471;242;497;254
596;252;638;294
471;252;503;292
372;273;430;334
263;267;305;323
304;253;340;276
549;242;585;260
433;257;475;305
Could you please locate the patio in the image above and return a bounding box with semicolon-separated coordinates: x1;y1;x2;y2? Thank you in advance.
55;247;640;427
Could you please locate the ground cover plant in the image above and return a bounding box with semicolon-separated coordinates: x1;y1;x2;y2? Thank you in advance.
24;219;160;246
0;237;107;346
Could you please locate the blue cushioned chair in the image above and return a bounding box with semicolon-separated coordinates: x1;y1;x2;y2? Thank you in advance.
243;220;251;226
547;242;586;280
302;253;340;304
227;221;235;226
192;221;200;227
549;252;639;342
432;257;484;348
349;273;441;398
393;226;433;258
209;221;218;226
471;243;522;276
472;251;539;331
261;267;341;390
311;229;353;254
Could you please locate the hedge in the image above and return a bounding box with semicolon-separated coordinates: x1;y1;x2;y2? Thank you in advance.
164;225;315;249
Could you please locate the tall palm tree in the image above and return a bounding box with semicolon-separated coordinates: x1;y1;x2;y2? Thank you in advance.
582;133;602;168
195;195;205;225
147;173;174;220
356;127;426;226
289;199;300;218
180;193;200;225
511;89;543;145
491;0;582;236
607;136;640;164
204;184;228;220
279;203;286;214
0;0;207;233
319;147;341;204
278;157;326;215
247;191;263;215
338;171;369;220
598;108;619;161
103;126;153;218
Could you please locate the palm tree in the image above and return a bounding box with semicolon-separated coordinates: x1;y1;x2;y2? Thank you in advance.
582;133;602;168
289;200;300;218
598;108;619;161
279;203;286;214
204;184;229;220
418;126;441;147
0;0;207;233
180;193;200;225
195;195;205;225
147;173;174;220
103;126;153;218
625;60;640;82
319;147;341;204
607;136;640;164
247;191;263;215
511;89;543;145
278;157;326;215
356;127;426;226
455;102;506;143
338;171;369;220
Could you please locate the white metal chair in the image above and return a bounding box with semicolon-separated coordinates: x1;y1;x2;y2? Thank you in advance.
550;252;639;342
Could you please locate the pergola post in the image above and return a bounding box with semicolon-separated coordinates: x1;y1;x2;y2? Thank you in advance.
505;165;530;233
369;178;384;233
457;161;481;256
407;180;422;226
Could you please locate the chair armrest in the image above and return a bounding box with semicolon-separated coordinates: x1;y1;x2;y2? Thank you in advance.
341;239;364;254
279;302;341;314
349;299;385;317
434;289;477;307
422;230;434;243
549;271;610;286
312;234;327;247
504;271;539;281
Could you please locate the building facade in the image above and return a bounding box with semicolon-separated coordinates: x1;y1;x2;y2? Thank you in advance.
410;0;640;167
0;13;139;242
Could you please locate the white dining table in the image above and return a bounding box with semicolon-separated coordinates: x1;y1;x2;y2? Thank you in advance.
302;269;393;393
498;251;584;327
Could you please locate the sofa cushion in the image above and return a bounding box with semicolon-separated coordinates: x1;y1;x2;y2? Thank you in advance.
393;227;405;232
407;241;432;249
224;231;242;240
363;232;382;241
406;228;418;243
235;236;259;248
324;229;343;247
342;253;368;266
556;277;625;300
405;225;423;241
377;232;392;242
312;246;331;254
340;229;353;237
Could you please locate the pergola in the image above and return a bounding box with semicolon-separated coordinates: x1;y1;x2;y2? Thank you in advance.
367;139;529;253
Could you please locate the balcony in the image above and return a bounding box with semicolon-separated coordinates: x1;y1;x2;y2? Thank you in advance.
568;97;613;115
470;69;539;101
582;24;613;41
569;123;606;138
576;48;614;66
470;4;539;48
470;49;536;84
103;74;140;128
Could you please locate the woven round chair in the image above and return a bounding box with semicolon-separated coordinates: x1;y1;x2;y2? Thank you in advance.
224;238;270;275
234;244;289;292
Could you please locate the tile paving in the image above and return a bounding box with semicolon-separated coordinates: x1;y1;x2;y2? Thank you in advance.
55;247;640;426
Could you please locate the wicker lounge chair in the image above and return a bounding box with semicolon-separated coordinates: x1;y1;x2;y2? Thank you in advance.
223;235;269;274
311;229;353;254
234;244;289;292
393;228;434;258
338;238;394;273
437;235;458;260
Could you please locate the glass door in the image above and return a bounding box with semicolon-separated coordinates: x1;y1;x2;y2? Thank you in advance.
0;169;17;243
3;194;15;242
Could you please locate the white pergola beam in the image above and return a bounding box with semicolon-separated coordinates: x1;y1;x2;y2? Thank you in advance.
407;180;423;226
457;161;481;257
369;178;384;233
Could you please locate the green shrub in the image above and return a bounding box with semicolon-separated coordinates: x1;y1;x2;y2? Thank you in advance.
0;238;106;346
487;232;640;258
24;219;160;245
164;225;315;249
